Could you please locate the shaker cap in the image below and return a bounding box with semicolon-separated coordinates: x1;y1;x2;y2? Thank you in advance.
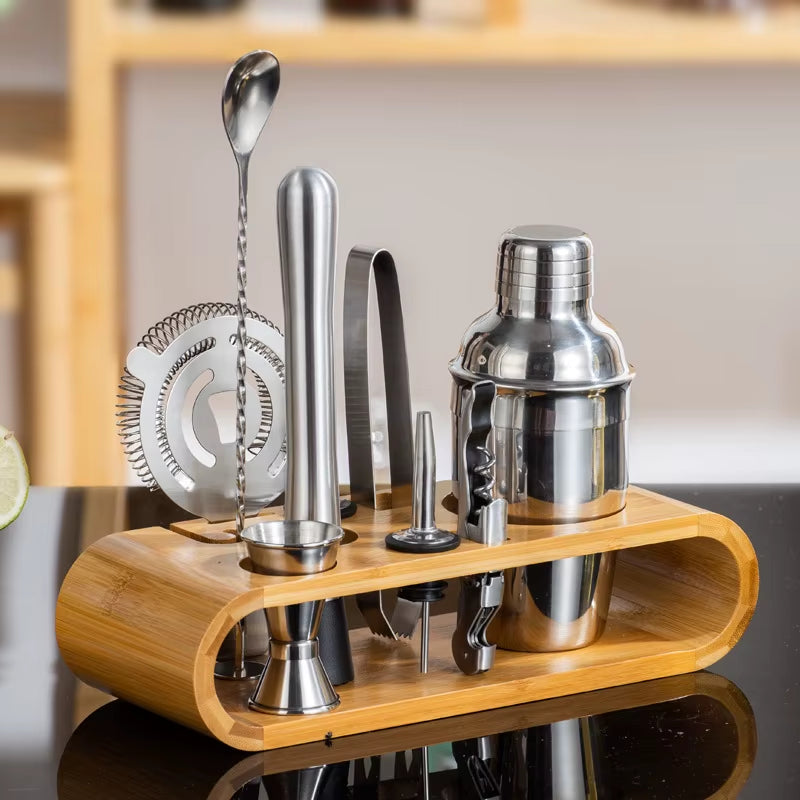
450;224;635;392
497;225;593;302
500;224;592;267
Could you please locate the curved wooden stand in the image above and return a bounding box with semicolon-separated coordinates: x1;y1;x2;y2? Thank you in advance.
55;485;758;751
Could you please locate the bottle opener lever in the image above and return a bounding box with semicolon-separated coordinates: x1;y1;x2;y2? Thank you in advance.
452;571;504;675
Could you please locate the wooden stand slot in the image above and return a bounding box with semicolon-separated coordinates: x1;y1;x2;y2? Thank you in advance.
55;485;758;751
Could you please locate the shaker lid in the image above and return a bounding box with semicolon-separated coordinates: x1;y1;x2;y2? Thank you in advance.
497;225;593;299
450;224;635;392
500;224;592;266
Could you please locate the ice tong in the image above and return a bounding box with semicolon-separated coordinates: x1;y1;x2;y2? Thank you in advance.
343;246;420;640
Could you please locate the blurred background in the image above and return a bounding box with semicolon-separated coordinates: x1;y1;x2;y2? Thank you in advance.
0;0;799;488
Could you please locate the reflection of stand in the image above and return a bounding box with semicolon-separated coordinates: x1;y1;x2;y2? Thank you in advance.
261;762;348;800
57;673;757;800
522;717;598;799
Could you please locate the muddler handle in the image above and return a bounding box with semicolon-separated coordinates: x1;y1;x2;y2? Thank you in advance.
277;167;354;685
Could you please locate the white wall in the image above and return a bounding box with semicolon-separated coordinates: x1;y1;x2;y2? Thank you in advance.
2;2;799;482
0;0;66;439
0;0;66;90
126;64;800;483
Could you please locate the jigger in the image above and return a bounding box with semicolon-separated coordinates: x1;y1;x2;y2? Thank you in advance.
241;520;343;715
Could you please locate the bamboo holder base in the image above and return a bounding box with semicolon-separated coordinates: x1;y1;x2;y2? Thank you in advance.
55;484;758;751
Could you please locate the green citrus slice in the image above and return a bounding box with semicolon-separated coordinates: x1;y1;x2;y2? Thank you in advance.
0;426;29;530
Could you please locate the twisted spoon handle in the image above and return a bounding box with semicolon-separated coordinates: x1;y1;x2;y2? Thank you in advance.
234;164;249;540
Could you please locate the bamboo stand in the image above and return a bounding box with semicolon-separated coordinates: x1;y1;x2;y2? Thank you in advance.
55;484;758;752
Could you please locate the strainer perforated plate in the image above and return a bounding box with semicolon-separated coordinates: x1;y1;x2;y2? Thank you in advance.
118;303;286;521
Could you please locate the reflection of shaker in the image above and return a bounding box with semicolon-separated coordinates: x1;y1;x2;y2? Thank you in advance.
261;762;348;800
498;717;599;800
451;225;635;652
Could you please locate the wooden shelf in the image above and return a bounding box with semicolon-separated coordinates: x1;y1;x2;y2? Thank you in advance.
0;262;20;313
109;1;800;65
0;93;68;194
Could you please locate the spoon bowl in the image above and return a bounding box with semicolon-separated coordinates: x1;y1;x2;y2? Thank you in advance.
222;50;280;162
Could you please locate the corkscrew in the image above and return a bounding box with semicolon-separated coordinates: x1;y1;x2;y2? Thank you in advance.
455;380;507;546
472;446;496;504
452;380;507;675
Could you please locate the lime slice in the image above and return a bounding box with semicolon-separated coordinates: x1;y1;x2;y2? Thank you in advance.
0;426;29;530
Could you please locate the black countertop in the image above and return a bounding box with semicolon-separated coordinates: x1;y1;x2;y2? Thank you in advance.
0;485;798;798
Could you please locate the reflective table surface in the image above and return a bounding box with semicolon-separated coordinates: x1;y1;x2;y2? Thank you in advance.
0;486;797;798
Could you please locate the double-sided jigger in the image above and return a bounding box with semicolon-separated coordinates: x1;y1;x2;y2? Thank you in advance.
242;520;343;715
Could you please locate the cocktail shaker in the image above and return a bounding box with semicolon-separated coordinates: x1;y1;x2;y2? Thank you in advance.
451;224;635;652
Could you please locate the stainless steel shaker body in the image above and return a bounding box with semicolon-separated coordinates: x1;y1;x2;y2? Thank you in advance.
451;225;635;652
492;384;629;524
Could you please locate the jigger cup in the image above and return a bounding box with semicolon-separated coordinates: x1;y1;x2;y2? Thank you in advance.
241;520;344;715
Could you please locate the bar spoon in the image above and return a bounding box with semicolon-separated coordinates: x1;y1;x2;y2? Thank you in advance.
217;50;280;681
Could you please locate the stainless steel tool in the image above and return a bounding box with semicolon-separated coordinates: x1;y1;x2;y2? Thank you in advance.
386;411;460;554
343;246;422;640
452;224;634;653
450;225;634;524
244;520;342;575
452;571;504;676
242;520;343;715
453;381;508;546
277;166;354;688
221;49;280;540
451;380;507;675
354;591;407;642
119;307;286;682
421;746;431;800
385;411;458;668
493;553;617;653
119;52;284;685
280;168;339;525
219;50;281;683
118;303;286;521
343;247;413;509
